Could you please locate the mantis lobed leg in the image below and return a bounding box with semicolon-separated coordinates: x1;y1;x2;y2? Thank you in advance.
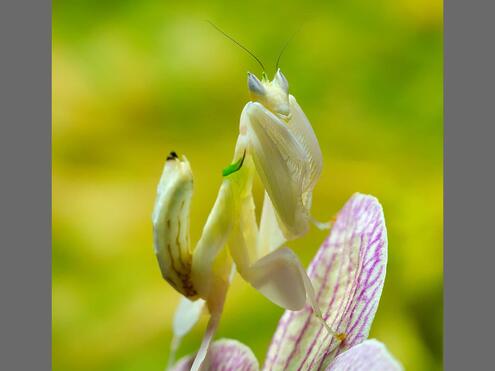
244;247;341;339
247;247;307;311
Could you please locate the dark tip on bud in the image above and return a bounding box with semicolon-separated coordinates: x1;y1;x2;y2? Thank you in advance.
167;151;179;161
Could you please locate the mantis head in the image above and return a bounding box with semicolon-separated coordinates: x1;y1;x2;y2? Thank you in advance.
247;69;290;119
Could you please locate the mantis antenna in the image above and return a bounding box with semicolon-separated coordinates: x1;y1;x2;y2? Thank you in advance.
275;26;302;72
206;21;266;73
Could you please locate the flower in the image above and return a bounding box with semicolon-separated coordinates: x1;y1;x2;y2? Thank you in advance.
171;193;403;371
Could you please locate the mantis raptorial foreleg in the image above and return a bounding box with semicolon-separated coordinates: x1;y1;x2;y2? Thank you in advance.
247;247;307;310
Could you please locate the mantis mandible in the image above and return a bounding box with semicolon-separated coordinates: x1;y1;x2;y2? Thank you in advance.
152;26;343;371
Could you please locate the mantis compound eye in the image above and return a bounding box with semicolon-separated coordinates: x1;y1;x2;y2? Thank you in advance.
274;69;289;93
247;72;266;96
247;71;291;119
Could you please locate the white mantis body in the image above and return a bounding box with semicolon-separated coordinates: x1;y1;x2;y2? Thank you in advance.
153;68;343;371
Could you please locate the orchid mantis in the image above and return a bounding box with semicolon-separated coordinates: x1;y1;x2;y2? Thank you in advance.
153;52;341;369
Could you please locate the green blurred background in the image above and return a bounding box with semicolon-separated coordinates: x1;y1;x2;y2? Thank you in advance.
53;1;442;370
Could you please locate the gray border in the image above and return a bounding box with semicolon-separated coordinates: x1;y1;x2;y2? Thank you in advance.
1;0;494;369
0;0;51;369
445;0;494;370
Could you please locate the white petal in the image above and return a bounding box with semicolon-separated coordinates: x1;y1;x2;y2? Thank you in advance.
327;339;403;371
173;297;206;338
167;298;206;369
244;102;310;240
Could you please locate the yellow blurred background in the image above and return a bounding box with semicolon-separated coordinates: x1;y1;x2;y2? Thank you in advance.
53;1;443;370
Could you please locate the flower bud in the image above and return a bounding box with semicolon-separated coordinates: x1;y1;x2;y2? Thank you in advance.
152;153;198;298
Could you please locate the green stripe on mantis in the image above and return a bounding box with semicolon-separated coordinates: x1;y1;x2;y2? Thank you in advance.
222;151;246;177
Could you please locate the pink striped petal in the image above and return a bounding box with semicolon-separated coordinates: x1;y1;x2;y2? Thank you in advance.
172;339;259;371
264;194;388;370
327;339;403;371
